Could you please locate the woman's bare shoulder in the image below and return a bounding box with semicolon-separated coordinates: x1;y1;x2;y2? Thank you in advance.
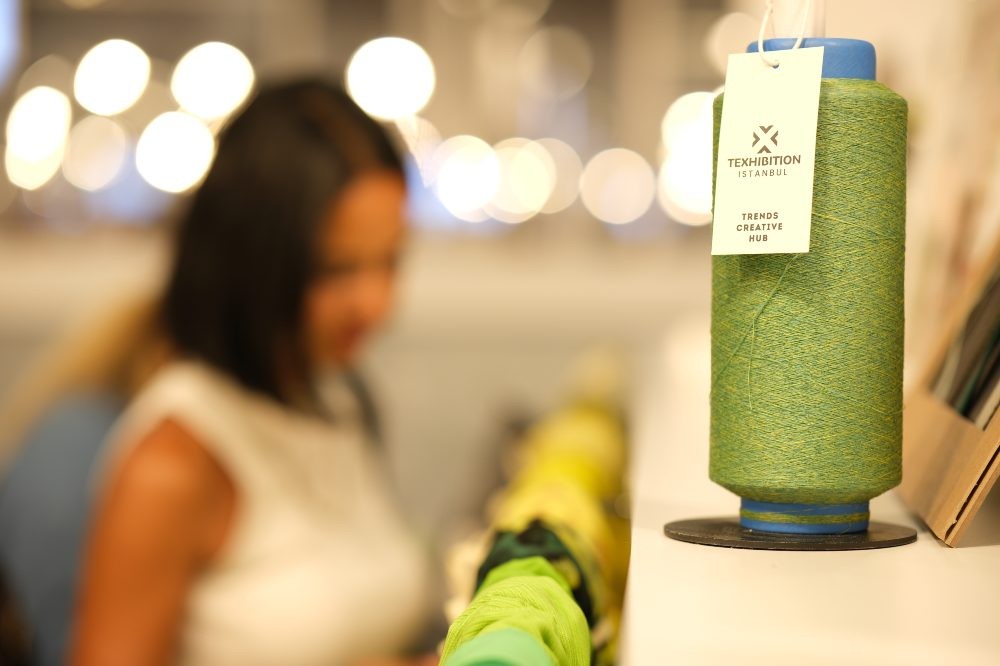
101;416;236;561
72;419;236;665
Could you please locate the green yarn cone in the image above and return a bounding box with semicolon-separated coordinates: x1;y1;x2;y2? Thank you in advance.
710;78;908;506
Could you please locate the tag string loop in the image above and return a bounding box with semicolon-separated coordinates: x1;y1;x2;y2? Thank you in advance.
757;0;814;67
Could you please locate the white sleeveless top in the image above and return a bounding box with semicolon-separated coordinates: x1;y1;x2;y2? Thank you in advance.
97;361;430;665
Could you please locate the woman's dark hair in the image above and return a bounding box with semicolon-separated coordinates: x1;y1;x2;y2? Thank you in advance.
162;78;405;404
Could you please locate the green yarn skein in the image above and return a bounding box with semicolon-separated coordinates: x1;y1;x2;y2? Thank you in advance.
710;78;907;506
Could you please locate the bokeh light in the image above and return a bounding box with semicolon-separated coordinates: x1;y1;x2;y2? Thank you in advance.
660;91;713;148
396;115;442;185
534;137;581;214
63;116;129;192
704;12;758;77
658;154;713;227
347;37;436;121
486;138;556;224
658;91;715;226
135;111;215;193
580;148;655;225
171;42;255;120
432;135;500;222
6;150;65;192
7;86;71;162
5;86;72;190
518;26;593;100
74;39;151;116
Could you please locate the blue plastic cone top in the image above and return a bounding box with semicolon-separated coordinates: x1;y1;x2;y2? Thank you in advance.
747;37;876;80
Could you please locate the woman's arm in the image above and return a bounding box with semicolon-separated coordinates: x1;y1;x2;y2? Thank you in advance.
71;419;235;666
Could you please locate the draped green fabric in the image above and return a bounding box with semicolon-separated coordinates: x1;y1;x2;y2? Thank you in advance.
441;557;590;666
442;628;553;666
475;522;594;625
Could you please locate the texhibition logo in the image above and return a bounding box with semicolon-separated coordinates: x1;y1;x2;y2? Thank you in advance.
752;125;778;154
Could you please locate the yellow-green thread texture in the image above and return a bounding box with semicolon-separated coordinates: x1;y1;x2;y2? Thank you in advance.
710;79;907;507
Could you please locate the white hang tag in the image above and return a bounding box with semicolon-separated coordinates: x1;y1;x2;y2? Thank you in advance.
711;47;824;255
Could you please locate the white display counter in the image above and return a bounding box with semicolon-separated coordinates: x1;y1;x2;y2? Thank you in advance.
621;318;1000;665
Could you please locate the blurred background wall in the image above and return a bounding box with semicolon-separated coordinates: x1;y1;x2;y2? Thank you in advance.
1;0;998;547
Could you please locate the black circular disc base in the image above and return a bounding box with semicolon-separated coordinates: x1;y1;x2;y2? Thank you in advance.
664;517;917;551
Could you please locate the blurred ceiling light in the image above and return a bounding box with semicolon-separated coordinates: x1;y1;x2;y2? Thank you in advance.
16;55;74;98
704;12;758;77
63;115;128;192
171;42;255;120
6;149;64;191
660;91;714;148
396;115;442;184
658;91;715;226
486;138;556;223
658;154;713;227
534;137;581;214
580;148;655;225
432;135;500;222
74;39;151;116
346;37;436;121
5;86;71;190
7;86;72;162
136;111;214;193
518;26;592;100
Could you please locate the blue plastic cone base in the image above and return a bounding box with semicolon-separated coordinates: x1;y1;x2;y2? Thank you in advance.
739;499;870;535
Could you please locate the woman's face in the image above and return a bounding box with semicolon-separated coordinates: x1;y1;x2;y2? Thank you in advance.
304;170;407;368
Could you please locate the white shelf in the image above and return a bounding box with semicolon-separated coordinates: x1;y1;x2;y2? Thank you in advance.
621;319;1000;665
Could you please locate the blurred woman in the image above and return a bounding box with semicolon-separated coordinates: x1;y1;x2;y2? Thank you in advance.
62;80;432;665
